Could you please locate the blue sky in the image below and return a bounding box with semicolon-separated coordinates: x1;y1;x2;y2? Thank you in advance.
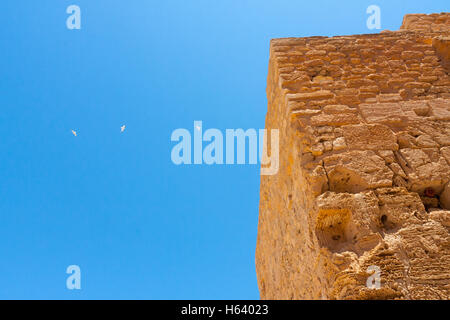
0;0;447;299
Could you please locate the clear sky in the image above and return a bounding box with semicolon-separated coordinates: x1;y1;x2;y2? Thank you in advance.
0;0;447;299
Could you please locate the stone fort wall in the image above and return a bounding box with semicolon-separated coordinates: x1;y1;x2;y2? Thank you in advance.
256;13;450;299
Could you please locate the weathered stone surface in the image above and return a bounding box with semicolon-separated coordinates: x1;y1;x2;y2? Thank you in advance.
286;90;334;102
256;13;450;300
315;191;381;253
428;99;450;120
398;148;450;192
442;146;450;164
323;151;393;192
310;113;360;126
342;124;398;151
358;103;407;124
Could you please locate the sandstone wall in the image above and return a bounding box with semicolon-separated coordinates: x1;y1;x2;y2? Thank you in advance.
256;13;450;300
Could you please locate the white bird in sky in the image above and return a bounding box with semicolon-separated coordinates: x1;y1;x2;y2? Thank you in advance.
71;130;77;136
121;125;126;132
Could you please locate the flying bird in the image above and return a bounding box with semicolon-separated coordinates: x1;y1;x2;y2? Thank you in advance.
71;130;77;136
121;125;126;132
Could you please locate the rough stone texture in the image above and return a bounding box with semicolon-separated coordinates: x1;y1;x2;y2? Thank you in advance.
256;13;450;300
